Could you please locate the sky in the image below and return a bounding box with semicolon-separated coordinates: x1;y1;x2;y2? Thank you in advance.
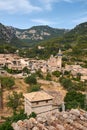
0;0;87;29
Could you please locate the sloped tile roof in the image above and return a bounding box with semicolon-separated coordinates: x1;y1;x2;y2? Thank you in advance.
23;91;54;102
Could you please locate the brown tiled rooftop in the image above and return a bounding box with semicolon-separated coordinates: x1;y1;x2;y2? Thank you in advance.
23;91;54;102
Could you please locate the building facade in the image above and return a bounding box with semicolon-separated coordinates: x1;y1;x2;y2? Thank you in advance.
47;49;62;72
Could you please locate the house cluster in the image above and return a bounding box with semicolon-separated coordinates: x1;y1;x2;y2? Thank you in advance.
65;64;87;81
28;49;62;73
0;54;29;70
0;49;62;75
0;50;87;81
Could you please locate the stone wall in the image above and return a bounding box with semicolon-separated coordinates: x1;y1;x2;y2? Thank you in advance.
33;104;53;115
24;99;53;115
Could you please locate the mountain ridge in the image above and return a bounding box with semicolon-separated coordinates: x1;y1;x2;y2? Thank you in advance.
18;22;87;60
0;23;68;47
0;22;87;51
15;25;68;44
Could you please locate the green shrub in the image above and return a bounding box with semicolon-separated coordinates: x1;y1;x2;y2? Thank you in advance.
0;121;13;130
28;84;41;92
36;70;43;79
59;76;85;91
46;73;51;81
7;91;23;112
23;67;30;74
0;110;36;130
52;71;61;77
1;77;15;90
64;70;71;76
64;90;85;110
25;74;37;85
29;112;36;118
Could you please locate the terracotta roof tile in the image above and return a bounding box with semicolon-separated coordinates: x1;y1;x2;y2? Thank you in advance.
23;91;54;102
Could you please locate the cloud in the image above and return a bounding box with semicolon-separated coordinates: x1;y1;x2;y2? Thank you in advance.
0;0;85;14
63;0;87;2
63;0;72;2
37;0;56;10
0;0;41;14
31;18;56;25
38;0;72;11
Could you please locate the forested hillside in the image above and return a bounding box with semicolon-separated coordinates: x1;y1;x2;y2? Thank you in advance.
0;22;87;62
16;25;67;45
18;22;87;65
0;23;67;47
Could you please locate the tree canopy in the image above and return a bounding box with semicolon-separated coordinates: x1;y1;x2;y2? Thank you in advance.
0;77;15;90
64;91;85;110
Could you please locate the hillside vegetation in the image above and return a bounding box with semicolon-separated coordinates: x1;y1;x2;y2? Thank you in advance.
0;22;87;62
16;25;67;45
19;22;87;62
0;23;67;47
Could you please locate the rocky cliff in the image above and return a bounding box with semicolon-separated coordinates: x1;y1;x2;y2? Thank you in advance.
16;25;67;42
0;23;67;47
0;23;16;43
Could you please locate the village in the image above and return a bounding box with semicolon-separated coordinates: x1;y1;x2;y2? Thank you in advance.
1;0;87;129
0;49;62;76
0;49;87;81
0;50;87;130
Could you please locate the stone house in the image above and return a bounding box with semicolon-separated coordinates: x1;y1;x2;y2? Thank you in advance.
20;58;29;68
38;46;44;50
23;91;56;116
7;59;23;71
65;65;87;77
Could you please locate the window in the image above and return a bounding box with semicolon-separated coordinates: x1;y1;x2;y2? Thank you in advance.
36;102;39;105
46;100;48;103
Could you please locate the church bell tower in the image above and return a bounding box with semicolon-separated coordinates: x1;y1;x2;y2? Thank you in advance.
57;49;62;69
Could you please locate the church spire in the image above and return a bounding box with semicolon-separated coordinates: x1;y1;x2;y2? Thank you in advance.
58;49;62;56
